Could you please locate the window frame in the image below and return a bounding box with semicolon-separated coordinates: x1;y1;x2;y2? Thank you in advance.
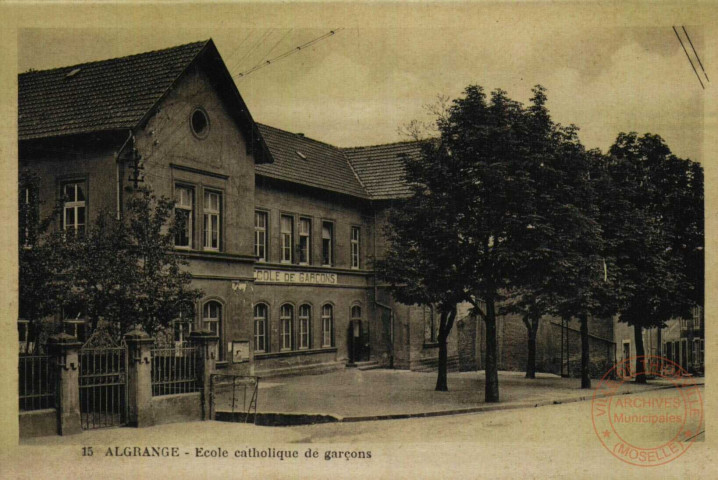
202;301;222;335
203;189;222;251
298;217;312;265
20;184;37;247
254;210;269;262
189;107;210;139
174;184;194;249
321;304;334;348
350;226;361;269
280;303;294;351
321;221;334;267
280;214;294;264
61;180;87;235
253;303;268;353
173;318;193;345
298;304;311;350
692;306;702;330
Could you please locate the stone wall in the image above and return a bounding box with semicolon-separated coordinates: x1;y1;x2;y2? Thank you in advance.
19;409;57;438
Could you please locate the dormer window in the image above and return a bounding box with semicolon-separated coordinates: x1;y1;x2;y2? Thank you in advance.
190;108;210;138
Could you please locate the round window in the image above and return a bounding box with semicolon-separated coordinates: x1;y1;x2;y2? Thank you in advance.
190;108;209;138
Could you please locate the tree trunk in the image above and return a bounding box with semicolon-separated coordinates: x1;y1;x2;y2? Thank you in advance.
634;324;647;384
484;298;500;402
435;306;456;392
524;314;539;379
580;314;591;389
435;311;449;392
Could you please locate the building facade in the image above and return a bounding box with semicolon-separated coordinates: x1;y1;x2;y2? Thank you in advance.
18;40;461;378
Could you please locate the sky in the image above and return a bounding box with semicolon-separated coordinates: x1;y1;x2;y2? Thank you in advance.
15;5;708;162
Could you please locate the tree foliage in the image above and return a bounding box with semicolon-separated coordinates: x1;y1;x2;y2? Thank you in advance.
499;87;609;381
606;133;703;381
19;183;202;346
380;85;600;400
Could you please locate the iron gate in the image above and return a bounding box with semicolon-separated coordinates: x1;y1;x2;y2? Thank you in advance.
79;347;128;429
210;374;259;423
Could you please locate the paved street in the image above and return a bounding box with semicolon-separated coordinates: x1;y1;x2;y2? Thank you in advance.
290;385;705;444
236;369;700;419
9;385;708;480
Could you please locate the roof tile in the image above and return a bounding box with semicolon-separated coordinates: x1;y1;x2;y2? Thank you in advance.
256;124;368;199
19;41;209;140
343;142;424;200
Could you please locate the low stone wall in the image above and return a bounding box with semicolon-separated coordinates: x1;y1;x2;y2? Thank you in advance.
253;349;341;378
19;409;57;438
151;393;202;426
409;351;461;373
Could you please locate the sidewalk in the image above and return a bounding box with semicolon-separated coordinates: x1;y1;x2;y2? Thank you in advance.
20;369;702;445
230;368;703;422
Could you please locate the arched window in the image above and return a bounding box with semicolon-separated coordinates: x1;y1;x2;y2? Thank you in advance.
203;301;223;359
321;304;334;348
351;305;361;321
280;304;294;351
298;304;311;350
253;303;268;353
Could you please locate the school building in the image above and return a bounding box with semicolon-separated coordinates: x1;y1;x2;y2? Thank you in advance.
20;39;697;381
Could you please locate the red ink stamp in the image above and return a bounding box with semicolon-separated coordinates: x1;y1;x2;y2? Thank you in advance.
591;355;703;467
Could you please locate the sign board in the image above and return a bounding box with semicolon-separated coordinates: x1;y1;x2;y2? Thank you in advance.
254;269;338;285
232;341;250;362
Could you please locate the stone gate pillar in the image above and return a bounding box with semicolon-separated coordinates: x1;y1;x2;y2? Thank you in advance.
125;327;154;428
189;330;218;420
47;333;82;435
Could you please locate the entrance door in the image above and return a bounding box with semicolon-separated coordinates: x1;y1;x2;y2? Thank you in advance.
348;319;361;364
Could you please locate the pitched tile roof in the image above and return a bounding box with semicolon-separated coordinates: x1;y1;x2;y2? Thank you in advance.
19;40;209;140
342;141;424;200
255;124;368;199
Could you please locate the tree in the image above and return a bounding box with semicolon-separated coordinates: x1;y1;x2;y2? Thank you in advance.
548;149;624;389
18;169;66;353
19;184;202;345
502;86;604;380
607;133;702;382
376;138;467;392
384;85;588;401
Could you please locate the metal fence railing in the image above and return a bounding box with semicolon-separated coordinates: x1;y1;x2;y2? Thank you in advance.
151;346;200;397
210;374;259;423
18;355;56;411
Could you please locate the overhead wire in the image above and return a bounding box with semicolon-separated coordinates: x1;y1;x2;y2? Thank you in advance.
673;26;704;89
246;28;294;74
234;29;341;80
231;29;275;73
222;31;254;73
681;26;709;83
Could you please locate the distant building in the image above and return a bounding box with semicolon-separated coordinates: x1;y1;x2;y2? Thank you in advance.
613;307;705;378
